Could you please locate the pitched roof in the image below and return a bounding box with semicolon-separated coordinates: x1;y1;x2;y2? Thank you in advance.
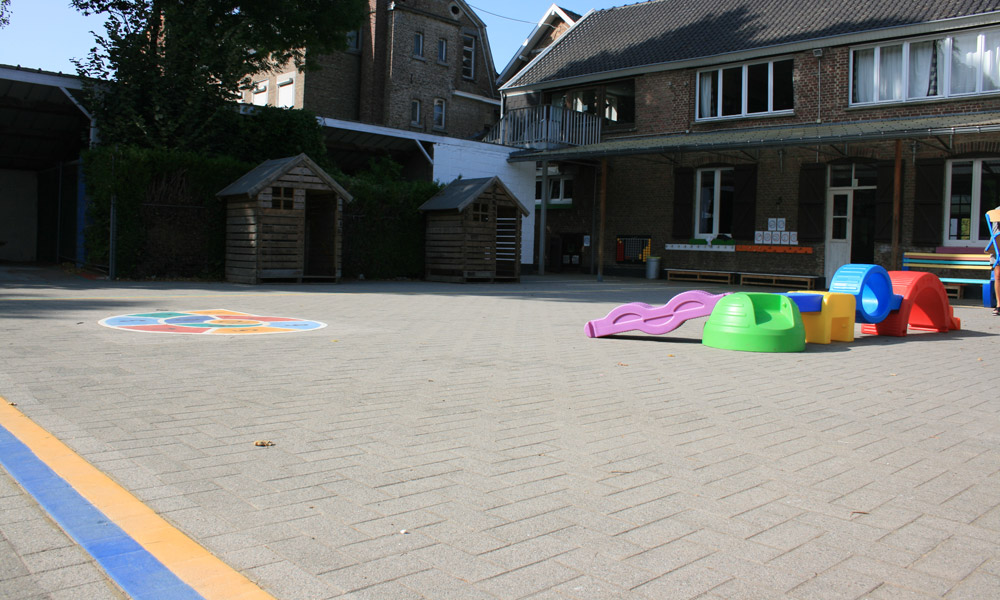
497;4;581;86
216;153;351;200
505;0;1000;89
419;176;529;215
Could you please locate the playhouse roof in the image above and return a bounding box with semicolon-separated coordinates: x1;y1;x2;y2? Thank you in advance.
216;153;351;200
419;177;529;215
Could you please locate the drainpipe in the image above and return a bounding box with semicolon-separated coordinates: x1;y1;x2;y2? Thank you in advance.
598;158;607;282
813;49;823;124
891;139;902;268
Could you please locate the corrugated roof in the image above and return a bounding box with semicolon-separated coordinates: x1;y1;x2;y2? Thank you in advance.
216;153;351;200
419;176;529;215
507;0;1000;88
507;111;1000;162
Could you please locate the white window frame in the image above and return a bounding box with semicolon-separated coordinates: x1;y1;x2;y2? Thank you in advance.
534;176;574;207
413;32;424;58
251;80;268;106
433;98;446;129
276;75;295;108
410;99;421;126
695;58;794;121
462;34;476;79
694;167;734;240
850;26;1000;106
437;38;448;64
943;158;1000;246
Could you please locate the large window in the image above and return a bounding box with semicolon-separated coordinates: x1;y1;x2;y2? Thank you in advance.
410;99;421;126
695;168;735;239
696;59;794;120
535;176;574;207
413;33;424;58
433;98;446;129
945;159;1000;244
546;80;636;126
852;28;1000;105
462;35;476;79
277;74;295;108
251;80;268;106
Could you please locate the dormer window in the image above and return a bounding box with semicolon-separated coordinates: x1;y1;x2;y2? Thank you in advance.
696;58;794;120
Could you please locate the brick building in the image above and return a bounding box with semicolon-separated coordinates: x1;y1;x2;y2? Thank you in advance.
494;0;1000;286
243;0;501;172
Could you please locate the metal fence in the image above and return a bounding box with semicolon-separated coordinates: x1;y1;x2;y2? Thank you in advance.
483;105;602;149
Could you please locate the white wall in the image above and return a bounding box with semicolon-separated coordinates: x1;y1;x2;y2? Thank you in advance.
0;170;37;262
432;140;536;264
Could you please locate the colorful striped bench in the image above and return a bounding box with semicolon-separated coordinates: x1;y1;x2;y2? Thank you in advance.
901;252;994;306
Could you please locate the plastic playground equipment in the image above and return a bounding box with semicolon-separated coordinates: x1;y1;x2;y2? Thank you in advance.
584;263;963;352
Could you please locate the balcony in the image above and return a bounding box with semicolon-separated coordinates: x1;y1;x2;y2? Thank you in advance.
483;105;602;150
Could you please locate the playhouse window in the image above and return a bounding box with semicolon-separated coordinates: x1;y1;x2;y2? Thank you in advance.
271;187;294;210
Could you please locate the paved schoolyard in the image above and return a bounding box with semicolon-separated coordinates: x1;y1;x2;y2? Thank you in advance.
0;264;998;600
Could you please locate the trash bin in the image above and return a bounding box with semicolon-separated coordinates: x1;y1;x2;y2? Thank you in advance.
645;256;661;279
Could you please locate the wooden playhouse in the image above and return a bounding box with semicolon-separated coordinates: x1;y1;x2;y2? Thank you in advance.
419;176;528;282
217;154;351;284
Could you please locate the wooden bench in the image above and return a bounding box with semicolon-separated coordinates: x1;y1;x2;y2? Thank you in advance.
739;273;819;290
901;252;994;304
665;269;737;284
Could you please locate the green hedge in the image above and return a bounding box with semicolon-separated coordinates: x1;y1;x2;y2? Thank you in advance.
340;159;442;280
83;147;252;279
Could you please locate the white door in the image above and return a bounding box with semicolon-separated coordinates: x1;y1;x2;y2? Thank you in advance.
825;190;852;284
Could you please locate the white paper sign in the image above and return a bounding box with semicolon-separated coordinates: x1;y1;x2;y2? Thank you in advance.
777;218;786;231
755;231;763;243
781;232;790;245
789;231;798;245
763;231;772;244
768;218;777;231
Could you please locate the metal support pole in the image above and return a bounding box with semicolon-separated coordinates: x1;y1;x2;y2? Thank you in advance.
539;160;549;275
597;158;607;282
891;139;902;269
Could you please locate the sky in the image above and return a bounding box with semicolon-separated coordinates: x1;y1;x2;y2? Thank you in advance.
0;0;629;75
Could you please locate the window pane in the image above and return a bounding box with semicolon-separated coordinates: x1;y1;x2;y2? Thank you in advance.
980;160;1000;239
855;163;877;187
411;100;420;124
604;80;635;124
949;162;973;240
550;179;560;200
722;67;743;115
878;45;903;101
414;33;423;56
772;59;794;111
830;164;853;187
462;35;475;78
562;179;574;199
908;40;942;98
984;31;1000;91
697;71;718;118
697;171;715;234
571;89;599;115
746;63;769;113
718;169;734;235
438;39;447;62
535;180;542;201
853;49;875;103
951;33;979;94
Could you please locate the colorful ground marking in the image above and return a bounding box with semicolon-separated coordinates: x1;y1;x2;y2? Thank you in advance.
99;309;326;335
0;399;276;600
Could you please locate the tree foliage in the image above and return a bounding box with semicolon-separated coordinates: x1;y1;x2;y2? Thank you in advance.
72;0;367;150
0;0;9;28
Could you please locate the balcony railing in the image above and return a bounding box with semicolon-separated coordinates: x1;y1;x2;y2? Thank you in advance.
483;105;602;150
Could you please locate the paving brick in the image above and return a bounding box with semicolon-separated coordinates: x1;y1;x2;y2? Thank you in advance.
1;271;999;600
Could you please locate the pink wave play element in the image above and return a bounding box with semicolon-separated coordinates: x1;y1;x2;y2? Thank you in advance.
585;291;731;338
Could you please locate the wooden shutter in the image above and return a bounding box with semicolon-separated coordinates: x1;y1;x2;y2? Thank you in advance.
673;167;694;239
912;159;945;246
731;164;757;240
797;163;827;242
874;160;900;243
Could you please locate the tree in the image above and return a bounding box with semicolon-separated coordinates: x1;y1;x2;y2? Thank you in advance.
72;0;367;150
0;0;10;28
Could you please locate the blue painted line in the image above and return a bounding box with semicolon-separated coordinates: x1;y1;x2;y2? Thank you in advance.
0;425;204;600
